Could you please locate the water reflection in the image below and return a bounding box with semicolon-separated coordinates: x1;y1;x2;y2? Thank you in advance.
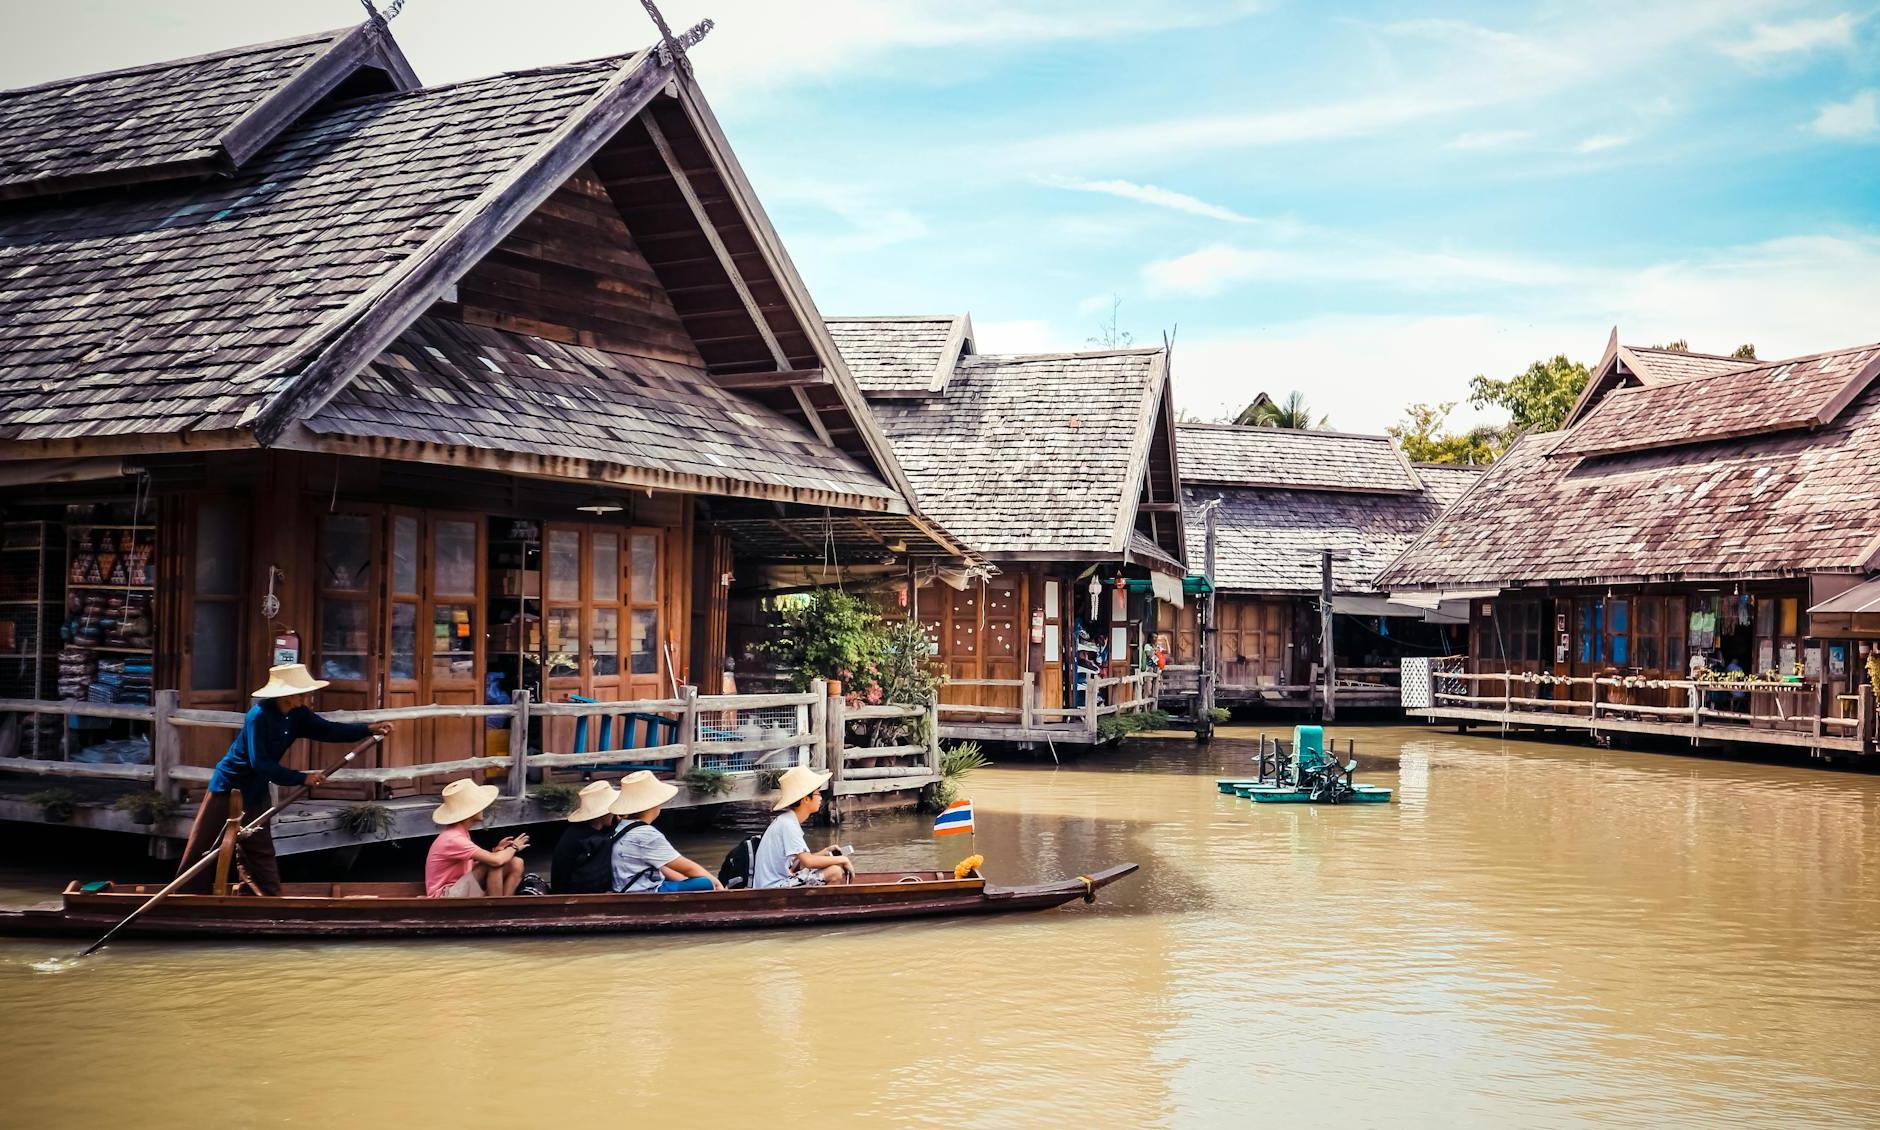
0;724;1877;1128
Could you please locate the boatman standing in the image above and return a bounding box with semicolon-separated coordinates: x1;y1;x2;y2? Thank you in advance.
176;663;392;894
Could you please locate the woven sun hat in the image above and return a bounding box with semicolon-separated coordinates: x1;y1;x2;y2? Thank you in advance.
770;764;833;812
610;770;679;817
252;662;329;699
566;780;619;823
431;778;501;825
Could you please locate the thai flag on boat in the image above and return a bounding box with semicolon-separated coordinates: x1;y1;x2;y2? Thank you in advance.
933;799;975;836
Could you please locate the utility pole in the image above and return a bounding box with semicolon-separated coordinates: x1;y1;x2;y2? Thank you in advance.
1320;548;1336;723
1197;499;1221;741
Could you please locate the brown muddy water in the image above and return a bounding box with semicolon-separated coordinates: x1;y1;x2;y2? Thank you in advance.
1;724;1878;1129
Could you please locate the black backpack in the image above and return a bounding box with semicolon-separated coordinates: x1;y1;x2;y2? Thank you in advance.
565;819;643;894
717;833;764;890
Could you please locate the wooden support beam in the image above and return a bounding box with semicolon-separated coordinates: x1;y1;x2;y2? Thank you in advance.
708;367;830;391
638;115;840;438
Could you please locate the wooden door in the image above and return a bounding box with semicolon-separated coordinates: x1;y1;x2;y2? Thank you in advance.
982;575;1022;715
1219;598;1290;688
309;507;382;793
425;512;484;769
541;523;586;751
381;509;423;779
946;585;980;702
1039;574;1063;710
625;528;665;700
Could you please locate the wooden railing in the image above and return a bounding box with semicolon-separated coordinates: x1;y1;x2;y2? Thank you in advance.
939;670;1161;734
0;686;861;801
1411;665;1876;752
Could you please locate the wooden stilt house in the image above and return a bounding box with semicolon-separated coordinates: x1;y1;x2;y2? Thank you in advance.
1165;423;1479;713
1380;333;1880;758
822;317;1187;742
0;22;964;838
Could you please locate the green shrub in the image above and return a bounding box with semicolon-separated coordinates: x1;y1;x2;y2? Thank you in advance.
113;790;176;824
928;741;990;810
1207;707;1231;723
682;768;734;796
530;782;582;815
27;788;77;822
337;802;395;838
1097;709;1173;742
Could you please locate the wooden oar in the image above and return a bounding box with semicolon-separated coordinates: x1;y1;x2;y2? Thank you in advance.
75;735;380;959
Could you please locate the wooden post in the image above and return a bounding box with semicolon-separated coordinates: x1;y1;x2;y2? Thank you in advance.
1021;670;1035;731
1319;549;1336;723
1198;499;1219;736
1689;682;1702;734
808;687;826;773
1588;676;1600;734
825;681;846;792
1814;681;1827;744
506;690;530;798
1501;672;1511;716
926;695;941;775
152;689;179;799
1083;674;1100;736
212;792;243;895
679;686;699;777
1858;685;1874;752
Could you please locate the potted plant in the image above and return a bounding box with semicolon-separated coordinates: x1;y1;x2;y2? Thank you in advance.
28;788;77;823
530;782;581;816
113;790;176;826
337;802;395;839
682;767;733;797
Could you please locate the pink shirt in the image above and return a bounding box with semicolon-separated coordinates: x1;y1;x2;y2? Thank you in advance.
425;824;480;897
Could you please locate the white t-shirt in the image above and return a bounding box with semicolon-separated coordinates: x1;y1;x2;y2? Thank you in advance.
753;811;809;889
611;823;680;893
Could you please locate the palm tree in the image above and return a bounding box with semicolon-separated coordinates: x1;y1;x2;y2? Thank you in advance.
1233;390;1326;429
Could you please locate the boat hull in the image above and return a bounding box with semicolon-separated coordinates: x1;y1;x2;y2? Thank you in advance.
0;865;1138;940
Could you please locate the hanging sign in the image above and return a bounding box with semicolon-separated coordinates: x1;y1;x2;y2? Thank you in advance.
1030;609;1045;644
272;630;301;666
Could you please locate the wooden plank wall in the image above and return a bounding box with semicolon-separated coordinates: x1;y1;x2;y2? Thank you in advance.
443;166;705;369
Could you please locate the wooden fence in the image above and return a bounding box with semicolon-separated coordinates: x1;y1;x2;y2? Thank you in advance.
936;671;1161;738
0;685;942;802
1411;664;1876;755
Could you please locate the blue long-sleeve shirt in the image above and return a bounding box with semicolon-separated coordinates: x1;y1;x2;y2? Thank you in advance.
209;701;370;808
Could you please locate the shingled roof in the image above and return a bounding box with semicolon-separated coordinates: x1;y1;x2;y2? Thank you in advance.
1177;423;1422;493
1176;426;1476;594
824;316;971;397
1620;346;1760;383
1380;340;1880;589
860;347;1178;562
0;26;933;519
309;318;898;503
0;24;417;201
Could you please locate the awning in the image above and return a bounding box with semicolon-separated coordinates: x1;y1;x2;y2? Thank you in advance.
1150;570;1185;609
1330;594;1466;623
1809;576;1880;614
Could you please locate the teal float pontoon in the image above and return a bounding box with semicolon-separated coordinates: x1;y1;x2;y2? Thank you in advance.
1215;725;1391;805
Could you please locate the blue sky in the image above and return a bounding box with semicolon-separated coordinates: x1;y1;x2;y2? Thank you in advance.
7;1;1878;432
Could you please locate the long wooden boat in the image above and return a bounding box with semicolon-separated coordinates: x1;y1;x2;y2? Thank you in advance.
0;864;1138;940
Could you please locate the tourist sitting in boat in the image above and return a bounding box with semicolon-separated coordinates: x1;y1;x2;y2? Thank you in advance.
754;765;853;888
426;779;529;898
176;662;392;896
549;781;622;894
610;771;722;894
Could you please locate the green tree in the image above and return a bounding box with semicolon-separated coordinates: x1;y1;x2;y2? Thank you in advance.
763;588;883;693
1233;389;1326;428
1388;402;1500;465
1466;354;1590;436
1732;343;1757;360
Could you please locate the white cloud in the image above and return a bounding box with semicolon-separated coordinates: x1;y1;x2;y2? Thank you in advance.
1168;233;1880;433
1812;89;1879;138
1042;177;1258;224
1141;241;1580;298
1575;133;1633;153
1721;13;1861;62
1445;129;1533;150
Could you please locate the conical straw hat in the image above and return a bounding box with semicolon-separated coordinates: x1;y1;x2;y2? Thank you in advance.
770;764;832;812
566;780;619;823
610;770;679;817
431;778;500;825
252;663;329;699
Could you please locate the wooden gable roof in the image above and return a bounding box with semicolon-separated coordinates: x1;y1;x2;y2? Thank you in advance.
851;342;1184;569
824;315;972;397
0;23;417;202
1380;340;1880;589
0;27;920;516
1176;423;1423;494
1177;426;1479;595
1563;328;1763;427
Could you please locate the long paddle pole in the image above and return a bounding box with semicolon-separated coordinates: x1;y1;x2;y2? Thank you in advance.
75;735;381;959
